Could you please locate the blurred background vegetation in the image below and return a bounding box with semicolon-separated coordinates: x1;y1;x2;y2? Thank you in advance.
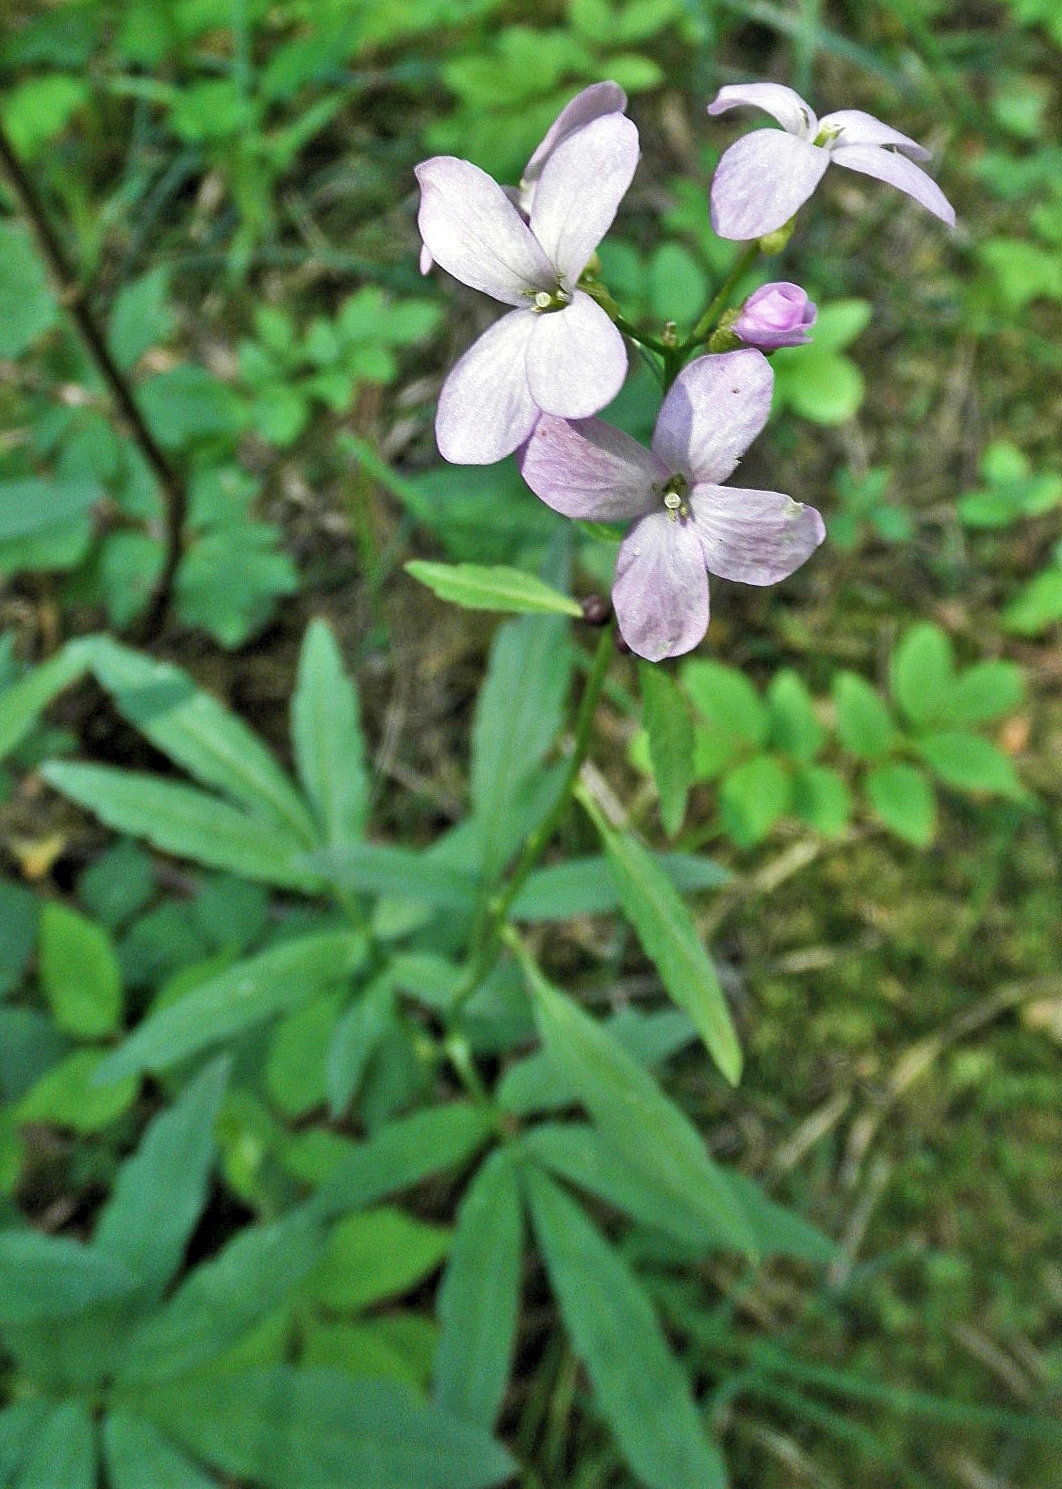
1;1;1062;1486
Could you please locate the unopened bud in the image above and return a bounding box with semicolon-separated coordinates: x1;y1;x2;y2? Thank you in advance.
580;593;611;625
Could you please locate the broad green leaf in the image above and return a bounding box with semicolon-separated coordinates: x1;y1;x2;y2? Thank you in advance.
266;990;345;1118
471;613;572;878
772;345;865;423
767;670;824;764
866;762;936;846
305;841;479;910
93;1058;228;1302
0;1403;47;1488
833;672;898;759
0;880;37;996
17;1049;137;1133
0;639;94;763
90;639;316;844
1003;568;1062;634
0;1008;66;1103
107;266;175;371
681;658;767;749
512;851;729;921
302;1315;437;1391
943;661;1024;726
406;561;582;616
117;1211;324;1385
39;901;122;1038
291;619;369;846
307;1207;451;1313
520;958;755;1254
915;732;1024;796
526;1169;727;1489
13;1401;95;1489
142;1367;515;1489
103;1412;215;1489
41;762;323;891
310;1104;491;1222
0;479;101;543
791;764;852;837
434;1150;523;1429
326;974;395;1117
719;754;792;847
639;663;694;836
0;1231;135;1324
889;623;954;729
0;221;59;357
94;933;366;1081
576;786;741;1083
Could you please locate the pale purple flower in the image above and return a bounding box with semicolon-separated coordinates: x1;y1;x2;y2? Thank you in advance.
415;111;639;465
732;281;816;349
418;82;627;276
519;350;825;661
708;82;955;241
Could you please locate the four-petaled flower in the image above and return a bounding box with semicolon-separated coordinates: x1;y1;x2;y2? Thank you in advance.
415;110;639;465
732;281;816;349
519;351;825;661
708;82;955;242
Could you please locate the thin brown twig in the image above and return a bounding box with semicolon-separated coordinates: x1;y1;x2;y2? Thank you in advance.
0;123;186;641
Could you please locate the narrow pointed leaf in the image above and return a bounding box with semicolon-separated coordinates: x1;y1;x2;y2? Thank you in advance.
434;1149;523;1429
292;619;370;846
93;1058;229;1302
575;785;741;1083
103;1413;216;1489
13;1401;95;1489
0;639;94;763
526;1169;727;1489
0;1231;136;1324
639;663;695;837
94;932;367;1082
406;561;583;616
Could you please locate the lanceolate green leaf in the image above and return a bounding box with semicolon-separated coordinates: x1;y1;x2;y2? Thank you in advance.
93;1059;229;1303
310;1104;491;1222
0;1402;47;1487
141;1367;515;1489
102;1413;216;1489
0;1231;136;1325
41;763;324;892
305;842;480;911
0;638;95;763
117;1211;324;1385
512;852;730;921
575;785;741;1084
639;662;695;837
434;1149;523;1430
517;954;755;1256
526;1168;727;1489
406;561;583;617
90;639;317;845
94;932;367;1082
291;619;370;846
13;1400;96;1489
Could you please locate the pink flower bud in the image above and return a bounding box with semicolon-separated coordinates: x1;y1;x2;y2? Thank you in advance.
732;282;816;349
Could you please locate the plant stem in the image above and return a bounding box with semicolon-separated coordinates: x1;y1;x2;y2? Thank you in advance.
684;242;760;350
0;124;187;641
454;621;616;1007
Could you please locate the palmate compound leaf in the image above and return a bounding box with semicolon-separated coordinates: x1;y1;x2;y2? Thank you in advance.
433;1148;523;1430
93;1058;229;1305
574;785;741;1084
516;950;756;1257
138;1366;515;1489
525;1167;727;1489
291;619;370;847
93;931;367;1083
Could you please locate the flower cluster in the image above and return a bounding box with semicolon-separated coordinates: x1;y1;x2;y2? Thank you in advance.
416;82;953;659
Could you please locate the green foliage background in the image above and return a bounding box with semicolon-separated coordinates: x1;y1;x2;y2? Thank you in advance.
1;1;1061;1487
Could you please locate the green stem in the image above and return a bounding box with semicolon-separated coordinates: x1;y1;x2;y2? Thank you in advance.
454;621;616;1009
684;242;760;350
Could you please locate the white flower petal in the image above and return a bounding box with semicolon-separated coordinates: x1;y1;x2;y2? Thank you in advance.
689;485;826;584
710;130;830;241
435;310;539;464
525;292;628;419
818;109;931;159
613;512;710;662
519;415;662;521
416;157;553;306
652;351;773;485
529;114;639;283
831;144;955;226
707;83;817;138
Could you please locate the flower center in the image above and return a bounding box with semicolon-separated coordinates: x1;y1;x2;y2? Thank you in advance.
812;124;841;149
529;283;573;314
659;473;689;522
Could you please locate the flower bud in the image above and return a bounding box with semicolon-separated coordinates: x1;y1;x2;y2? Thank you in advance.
732;282;816;350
